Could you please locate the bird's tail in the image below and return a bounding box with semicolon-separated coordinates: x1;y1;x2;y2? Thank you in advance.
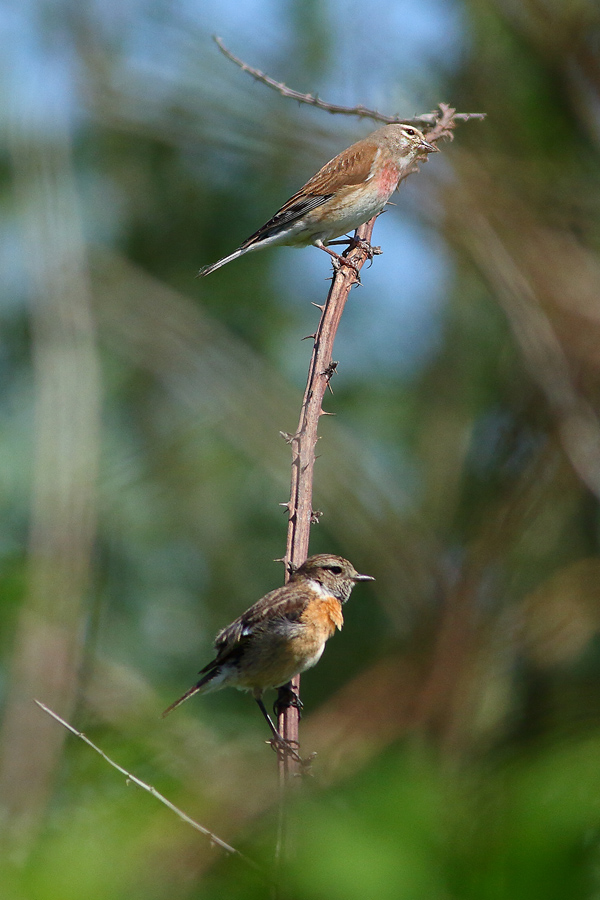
161;666;219;717
196;246;249;277
161;684;202;717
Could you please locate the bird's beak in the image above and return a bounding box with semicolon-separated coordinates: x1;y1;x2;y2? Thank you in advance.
353;573;375;582
420;137;439;154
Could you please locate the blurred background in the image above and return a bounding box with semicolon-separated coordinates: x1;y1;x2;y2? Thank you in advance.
2;0;600;897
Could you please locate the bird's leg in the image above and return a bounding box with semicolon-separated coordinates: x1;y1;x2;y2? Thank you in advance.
325;238;353;247
314;240;360;276
273;681;303;719
255;696;303;763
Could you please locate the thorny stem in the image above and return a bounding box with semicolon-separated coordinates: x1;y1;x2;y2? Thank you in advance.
279;223;377;777
272;224;377;891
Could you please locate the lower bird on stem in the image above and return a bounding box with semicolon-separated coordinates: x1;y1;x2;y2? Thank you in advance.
162;554;374;760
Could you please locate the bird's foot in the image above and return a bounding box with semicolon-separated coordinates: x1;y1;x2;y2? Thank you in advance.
331;253;361;278
274;684;303;719
355;238;382;261
266;734;304;764
342;237;382;269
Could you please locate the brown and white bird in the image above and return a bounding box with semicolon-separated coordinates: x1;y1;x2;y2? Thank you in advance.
162;554;374;747
198;124;437;276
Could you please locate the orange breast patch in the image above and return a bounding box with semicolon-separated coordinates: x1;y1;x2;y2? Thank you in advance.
300;594;344;639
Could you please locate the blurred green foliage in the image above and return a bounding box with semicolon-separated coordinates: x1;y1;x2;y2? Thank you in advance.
2;0;600;896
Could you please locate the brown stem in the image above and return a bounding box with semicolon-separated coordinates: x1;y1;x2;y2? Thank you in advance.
278;224;377;780
272;228;377;892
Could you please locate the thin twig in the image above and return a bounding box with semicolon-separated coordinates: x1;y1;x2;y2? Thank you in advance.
34;699;262;873
214;37;485;128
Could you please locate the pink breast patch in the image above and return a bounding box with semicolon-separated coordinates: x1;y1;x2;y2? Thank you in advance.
377;162;400;197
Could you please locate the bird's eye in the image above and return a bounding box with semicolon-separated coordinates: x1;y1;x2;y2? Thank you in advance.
327;565;343;575
405;128;416;136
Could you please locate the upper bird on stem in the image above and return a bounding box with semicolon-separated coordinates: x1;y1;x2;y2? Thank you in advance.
198;123;438;277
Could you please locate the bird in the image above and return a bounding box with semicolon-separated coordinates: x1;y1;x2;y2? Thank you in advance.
162;554;374;752
198;123;438;277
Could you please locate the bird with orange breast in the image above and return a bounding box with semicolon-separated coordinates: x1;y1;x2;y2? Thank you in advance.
163;554;374;752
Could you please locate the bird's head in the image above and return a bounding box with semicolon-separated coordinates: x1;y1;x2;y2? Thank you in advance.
292;553;374;603
377;123;439;167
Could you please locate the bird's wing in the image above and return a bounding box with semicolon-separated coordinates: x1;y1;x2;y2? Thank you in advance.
240;141;379;247
240;195;332;247
301;140;380;194
207;584;311;666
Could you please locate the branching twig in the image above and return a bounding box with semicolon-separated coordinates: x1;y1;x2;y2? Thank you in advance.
34;700;262;874
214;37;485;129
